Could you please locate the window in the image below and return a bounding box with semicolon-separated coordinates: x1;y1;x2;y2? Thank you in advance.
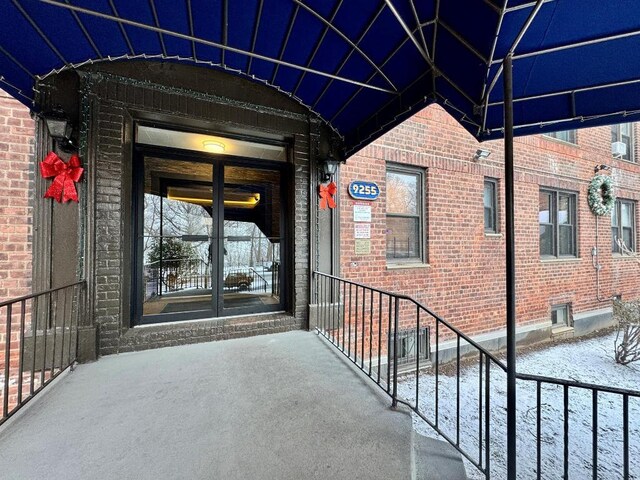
484;178;498;233
390;327;430;367
386;165;424;262
612;199;636;253
539;189;577;257
551;304;571;327
543;130;577;144
611;123;635;162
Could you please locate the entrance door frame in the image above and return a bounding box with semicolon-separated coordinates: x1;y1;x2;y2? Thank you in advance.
131;143;290;326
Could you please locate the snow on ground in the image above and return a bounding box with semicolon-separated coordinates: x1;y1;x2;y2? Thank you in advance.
398;332;640;479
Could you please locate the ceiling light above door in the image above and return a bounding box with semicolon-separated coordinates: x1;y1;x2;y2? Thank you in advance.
203;141;225;153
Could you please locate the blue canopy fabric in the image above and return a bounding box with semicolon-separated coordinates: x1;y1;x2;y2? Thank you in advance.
2;0;640;155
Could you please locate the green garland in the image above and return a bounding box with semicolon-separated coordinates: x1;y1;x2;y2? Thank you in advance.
588;174;616;216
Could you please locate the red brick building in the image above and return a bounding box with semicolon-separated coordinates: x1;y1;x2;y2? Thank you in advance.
0;89;35;411
1;90;639;350
340;105;640;345
0;89;33;302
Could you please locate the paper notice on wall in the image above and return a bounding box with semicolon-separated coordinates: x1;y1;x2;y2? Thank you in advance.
353;204;372;222
355;239;371;255
354;223;371;239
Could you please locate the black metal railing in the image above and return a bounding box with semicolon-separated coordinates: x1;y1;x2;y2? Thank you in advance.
514;373;640;479
313;272;639;479
0;281;85;425
271;261;280;298
145;259;274;298
145;258;211;298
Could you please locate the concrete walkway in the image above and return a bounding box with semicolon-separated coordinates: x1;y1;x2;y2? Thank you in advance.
0;331;466;480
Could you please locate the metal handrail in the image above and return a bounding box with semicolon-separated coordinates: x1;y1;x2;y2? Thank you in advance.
248;267;268;288
314;271;507;370
516;371;640;398
0;281;85;309
1;280;86;426
312;271;640;479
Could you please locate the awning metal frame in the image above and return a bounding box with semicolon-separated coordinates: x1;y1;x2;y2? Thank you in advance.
480;0;546;135
0;45;35;80
292;0;397;91
270;3;300;86
2;0;637;147
107;0;135;56
409;0;429;59
493;27;640;65
291;0;345;99
383;0;431;63
12;0;68;64
37;0;397;95
148;0;167;58
186;0;197;63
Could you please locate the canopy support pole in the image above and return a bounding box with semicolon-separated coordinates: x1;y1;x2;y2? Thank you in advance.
503;53;517;480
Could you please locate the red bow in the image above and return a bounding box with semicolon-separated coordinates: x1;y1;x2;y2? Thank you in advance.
40;152;84;203
319;181;337;209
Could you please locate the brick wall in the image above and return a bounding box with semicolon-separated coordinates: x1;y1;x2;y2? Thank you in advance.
0;88;34;419
0;89;33;302
340;104;640;338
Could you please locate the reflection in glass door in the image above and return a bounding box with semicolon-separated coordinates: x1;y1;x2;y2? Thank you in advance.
134;154;286;324
138;158;214;321
222;165;282;314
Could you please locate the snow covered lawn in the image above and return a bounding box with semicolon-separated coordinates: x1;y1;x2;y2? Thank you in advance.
398;332;640;479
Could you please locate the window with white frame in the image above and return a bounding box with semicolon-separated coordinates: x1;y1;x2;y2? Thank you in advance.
543;130;577;144
484;178;498;233
612;199;636;253
611;123;635;162
386;165;424;263
539;189;577;258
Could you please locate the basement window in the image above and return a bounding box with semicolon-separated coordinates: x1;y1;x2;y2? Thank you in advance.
551;304;571;327
390;327;430;366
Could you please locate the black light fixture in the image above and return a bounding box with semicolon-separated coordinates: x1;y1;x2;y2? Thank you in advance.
473;148;491;161
319;154;340;182
594;164;611;173
315;131;344;182
42;105;76;152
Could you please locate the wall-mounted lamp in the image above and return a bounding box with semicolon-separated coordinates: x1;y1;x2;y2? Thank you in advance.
473;149;491;161
594;164;611;173
315;130;344;182
319;155;341;182
41;105;76;152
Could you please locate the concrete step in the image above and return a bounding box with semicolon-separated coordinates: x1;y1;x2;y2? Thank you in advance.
413;432;468;479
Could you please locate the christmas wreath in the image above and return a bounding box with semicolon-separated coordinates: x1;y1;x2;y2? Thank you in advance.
587;174;615;216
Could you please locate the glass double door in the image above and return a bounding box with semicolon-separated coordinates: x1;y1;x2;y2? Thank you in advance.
135;155;284;324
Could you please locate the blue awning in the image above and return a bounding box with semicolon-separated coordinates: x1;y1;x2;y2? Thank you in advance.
2;0;640;155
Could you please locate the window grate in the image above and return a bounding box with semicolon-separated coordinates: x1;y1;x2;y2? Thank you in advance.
390;327;430;366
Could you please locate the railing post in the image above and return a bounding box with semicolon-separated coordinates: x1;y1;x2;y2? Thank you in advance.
3;304;11;418
503;53;517;480
392;296;399;408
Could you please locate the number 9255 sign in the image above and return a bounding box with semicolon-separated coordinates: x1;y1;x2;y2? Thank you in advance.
348;181;380;201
